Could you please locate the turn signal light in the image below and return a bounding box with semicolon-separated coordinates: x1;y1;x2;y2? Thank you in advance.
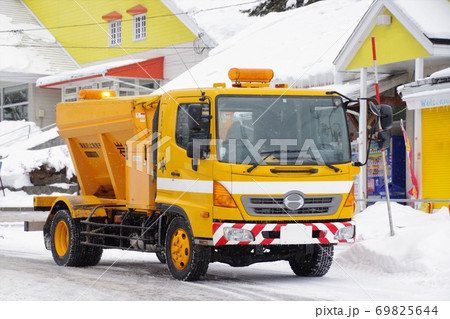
78;89;116;100
344;184;356;207
228;68;274;83
213;181;237;208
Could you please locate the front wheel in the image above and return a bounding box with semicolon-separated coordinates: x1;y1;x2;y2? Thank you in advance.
165;217;210;281
289;244;334;277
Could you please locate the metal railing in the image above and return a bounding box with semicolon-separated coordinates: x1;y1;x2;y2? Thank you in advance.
0;122;57;147
40;123;57;132
0;124;31;147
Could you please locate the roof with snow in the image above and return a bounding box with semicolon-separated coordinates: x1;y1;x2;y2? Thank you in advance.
37;57;164;88
155;0;373;95
334;0;450;72
399;66;450;110
157;0;450;98
0;0;77;82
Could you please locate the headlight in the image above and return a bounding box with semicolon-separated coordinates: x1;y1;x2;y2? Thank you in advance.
223;227;255;242
334;225;355;240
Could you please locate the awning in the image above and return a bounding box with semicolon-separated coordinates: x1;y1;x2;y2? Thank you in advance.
401;86;450;110
399;68;450;110
37;57;164;88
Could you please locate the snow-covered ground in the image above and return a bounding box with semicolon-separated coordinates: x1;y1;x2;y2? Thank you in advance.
3;123;449;305
1;202;449;303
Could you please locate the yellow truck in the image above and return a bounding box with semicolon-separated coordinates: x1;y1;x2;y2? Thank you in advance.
34;68;391;281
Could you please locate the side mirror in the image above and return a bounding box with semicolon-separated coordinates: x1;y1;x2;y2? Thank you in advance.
187;104;203;131
186;141;209;159
377;130;391;149
187;141;210;171
187;142;197;171
379;104;393;130
369;102;393;130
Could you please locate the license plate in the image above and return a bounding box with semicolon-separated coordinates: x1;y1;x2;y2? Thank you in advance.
280;224;312;244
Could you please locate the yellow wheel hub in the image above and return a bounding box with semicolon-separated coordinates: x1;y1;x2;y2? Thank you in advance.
170;228;190;270
55;220;69;257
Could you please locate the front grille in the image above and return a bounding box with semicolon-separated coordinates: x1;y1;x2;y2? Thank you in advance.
241;194;341;217
250;198;284;205
250;197;333;205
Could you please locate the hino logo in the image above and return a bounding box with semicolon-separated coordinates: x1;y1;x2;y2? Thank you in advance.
283;192;305;211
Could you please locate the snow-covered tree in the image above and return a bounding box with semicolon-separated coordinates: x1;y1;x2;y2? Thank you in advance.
242;0;323;16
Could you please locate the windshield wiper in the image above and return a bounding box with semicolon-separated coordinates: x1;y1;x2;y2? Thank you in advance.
247;151;276;173
323;162;341;173
247;150;341;173
308;154;341;173
247;149;301;173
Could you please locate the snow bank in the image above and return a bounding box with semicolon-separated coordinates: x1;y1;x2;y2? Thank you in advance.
0;145;75;189
0;120;40;146
0;121;75;189
337;202;450;281
0;120;58;151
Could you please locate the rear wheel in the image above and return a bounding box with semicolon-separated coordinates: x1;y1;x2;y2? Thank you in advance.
289;244;334;277
165;217;210;281
50;209;103;267
80;245;103;266
50;210;85;266
155;250;166;264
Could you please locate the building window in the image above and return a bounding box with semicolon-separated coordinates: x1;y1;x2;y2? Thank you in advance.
63;87;78;102
138;79;159;94
62;83;98;102
133;14;146;41
109;20;122;47
1;85;28;121
118;78;160;96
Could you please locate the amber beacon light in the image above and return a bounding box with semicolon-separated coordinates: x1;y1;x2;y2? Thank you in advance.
228;68;274;87
78;89;116;100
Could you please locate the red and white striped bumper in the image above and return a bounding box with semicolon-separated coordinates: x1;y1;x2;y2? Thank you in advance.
212;221;355;246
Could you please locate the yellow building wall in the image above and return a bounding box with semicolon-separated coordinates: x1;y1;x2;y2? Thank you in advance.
347;9;430;70
23;0;197;64
422;106;450;208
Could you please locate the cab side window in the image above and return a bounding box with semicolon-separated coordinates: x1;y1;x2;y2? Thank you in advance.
175;103;210;150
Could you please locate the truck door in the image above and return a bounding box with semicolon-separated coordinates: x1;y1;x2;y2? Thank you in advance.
156;98;214;239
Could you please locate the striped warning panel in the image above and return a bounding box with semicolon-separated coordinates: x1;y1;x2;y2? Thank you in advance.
212;221;355;246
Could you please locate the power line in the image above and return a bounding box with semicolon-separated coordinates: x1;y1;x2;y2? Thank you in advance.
0;43;207;50
0;1;261;34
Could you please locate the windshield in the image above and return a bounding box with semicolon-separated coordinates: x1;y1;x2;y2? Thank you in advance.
216;95;351;166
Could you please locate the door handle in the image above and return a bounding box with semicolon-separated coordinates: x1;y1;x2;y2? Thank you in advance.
171;171;180;177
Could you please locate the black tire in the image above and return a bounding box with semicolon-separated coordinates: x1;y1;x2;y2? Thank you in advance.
155;250;166;264
80;245;103;266
289;244;334;277
165;217;210;281
50;209;85;267
80;221;103;266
